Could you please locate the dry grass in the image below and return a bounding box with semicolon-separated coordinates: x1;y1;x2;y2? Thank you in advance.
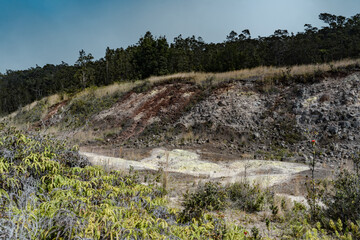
2;81;144;128
180;131;198;143
1;93;67;121
147;58;360;86
0;93;68;126
14;59;360;115
45;93;68;106
74;81;144;99
241;153;255;160
72;130;100;144
1;101;40;123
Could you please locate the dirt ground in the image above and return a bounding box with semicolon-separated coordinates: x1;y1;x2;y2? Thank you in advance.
80;146;333;199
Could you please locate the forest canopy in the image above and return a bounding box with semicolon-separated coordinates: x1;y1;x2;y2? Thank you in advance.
1;13;360;114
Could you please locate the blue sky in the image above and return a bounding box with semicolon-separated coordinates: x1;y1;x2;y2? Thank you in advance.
1;0;360;73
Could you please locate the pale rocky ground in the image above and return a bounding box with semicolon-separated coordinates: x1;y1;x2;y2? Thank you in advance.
81;148;319;206
81;147;325;239
81;148;309;186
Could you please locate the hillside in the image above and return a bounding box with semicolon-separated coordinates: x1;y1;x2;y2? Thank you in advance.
3;8;360;239
2;60;360;239
2;13;360;116
3;59;360;164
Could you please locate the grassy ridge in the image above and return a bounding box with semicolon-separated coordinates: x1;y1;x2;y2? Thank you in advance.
5;58;360;128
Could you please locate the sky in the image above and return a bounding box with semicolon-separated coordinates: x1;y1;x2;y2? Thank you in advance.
0;0;360;73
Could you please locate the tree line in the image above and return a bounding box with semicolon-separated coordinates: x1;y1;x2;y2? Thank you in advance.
1;13;360;114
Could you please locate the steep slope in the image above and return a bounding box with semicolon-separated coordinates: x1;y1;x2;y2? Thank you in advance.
173;72;360;163
91;71;360;164
3;65;360;164
91;82;200;141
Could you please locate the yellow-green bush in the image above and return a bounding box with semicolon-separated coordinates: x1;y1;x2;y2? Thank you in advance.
0;124;247;239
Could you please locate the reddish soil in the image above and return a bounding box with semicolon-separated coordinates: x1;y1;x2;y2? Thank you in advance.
33;100;68;128
43;100;68;122
91;83;200;141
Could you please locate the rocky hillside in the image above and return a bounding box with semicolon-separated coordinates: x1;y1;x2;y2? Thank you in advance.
3;65;360;164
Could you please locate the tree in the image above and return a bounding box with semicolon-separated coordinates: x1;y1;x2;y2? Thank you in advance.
134;31;169;78
105;47;115;84
319;13;338;28
75;50;95;89
3;13;360;115
226;31;238;42
169;35;192;72
238;29;251;40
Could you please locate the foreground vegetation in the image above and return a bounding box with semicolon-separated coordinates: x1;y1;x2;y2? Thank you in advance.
183;173;360;239
0;124;360;239
1;13;360;114
0;124;249;239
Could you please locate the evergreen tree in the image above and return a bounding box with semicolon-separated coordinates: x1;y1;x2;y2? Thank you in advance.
74;50;95;89
2;13;360;114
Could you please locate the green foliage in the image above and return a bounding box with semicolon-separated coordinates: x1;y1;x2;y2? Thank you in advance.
180;182;227;222
280;201;310;239
280;171;360;239
63;89;121;128
179;179;275;235
14;100;47;124
251;226;261;239
323;170;360;223
0;125;248;239
133;80;152;93
227;181;273;213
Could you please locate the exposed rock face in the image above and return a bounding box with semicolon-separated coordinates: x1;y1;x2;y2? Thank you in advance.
33;72;360;163
168;73;360;162
179;82;266;135
91;83;199;141
292;73;360;161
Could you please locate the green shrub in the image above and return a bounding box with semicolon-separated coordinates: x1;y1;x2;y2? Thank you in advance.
0;125;249;239
180;182;227;222
15;100;47;124
323;170;360;224
227;181;273;213
133;80;151;93
63;92;119;128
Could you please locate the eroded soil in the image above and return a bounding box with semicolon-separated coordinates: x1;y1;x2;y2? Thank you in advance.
91;83;200;141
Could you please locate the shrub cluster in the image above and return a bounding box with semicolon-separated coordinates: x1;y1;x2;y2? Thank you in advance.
227;181;273;213
323;170;360;223
63;90;121;128
180;182;227;223
282;168;360;239
181;180;274;222
0;124;248;239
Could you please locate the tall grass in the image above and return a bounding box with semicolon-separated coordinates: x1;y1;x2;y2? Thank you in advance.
148;58;360;86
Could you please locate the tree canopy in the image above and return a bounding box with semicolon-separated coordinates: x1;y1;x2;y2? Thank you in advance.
1;13;360;114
